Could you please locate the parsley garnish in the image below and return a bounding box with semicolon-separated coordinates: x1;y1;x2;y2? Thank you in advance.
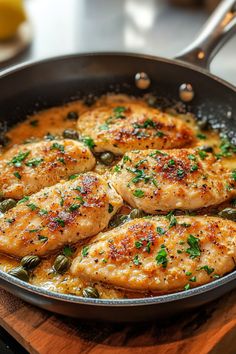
113;106;126;118
68;204;80;212
58;157;65;164
168;159;175;167
186;234;201;259
190;164;198;172
63;245;74;257
184;283;190;290
54;218;65;227
156;227;166;235
39;209;48;215
133;255;141;265
50;142;65;152
189;276;196;282
196;133;206;140
17;196;29;204
82;136;95;149
38;235;48;243
198;265;214;275
156;245;168;268
114;165;121;173
177;169;185;178
123;155;131;163
25;157;43;167
13;171;21;179
81;246;89;257
133;189;144;198
166;211;177;228
232;170;236;181
9;151;30;167
69;174;80;180
198;150;207;160
27;203;38;211
188;154;196;161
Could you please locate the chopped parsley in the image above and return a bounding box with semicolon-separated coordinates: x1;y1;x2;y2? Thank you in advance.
25;157;44;167
177;169;185;178
58;157;65;164
81;246;89;257
133;255;141;266
198;150;207;160
184;283;190;290
17;196;29;204
216;138;236;159
133;189;144;198
68;204;80;212
113;165;121;173
189;276;196;282
69;174;80;180
13;171;21;179
54;218;65;227
232;170;236;181
196;133;206;140
63;245;74;257
156;227;166;235
27;203;38;211
190;164;198;172
123;155;131;163
39;209;48;216
185;271;192;276
168;159;175;167
38;235;48;243
155;131;165;137
9;151;30;167
186;234;201;259
188;154;196;161
198;265;214;275
166;211;177;228
156;245;168;268
135;240;142;249
50;142;65;152
99;123;109;131
82;136;95;149
113;106;126;119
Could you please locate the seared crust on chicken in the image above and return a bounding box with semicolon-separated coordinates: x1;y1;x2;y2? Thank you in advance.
0;173;122;257
71;216;236;292
0;140;96;199
111;148;234;213
77;103;195;155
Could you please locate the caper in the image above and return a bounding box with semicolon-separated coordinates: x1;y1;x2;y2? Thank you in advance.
197;117;209;130
67;111;78;120
62;129;79;140
99;152;115;166
53;255;70;274
109;214;128;228
129;209;145;219
218;208;236;221
198;145;213;153
0;199;17;213
82;286;99;299
21;255;41;270
8;266;29;282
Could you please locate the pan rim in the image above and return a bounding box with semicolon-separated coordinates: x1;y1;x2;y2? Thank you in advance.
0;51;235;92
0;267;236;306
0;51;235;307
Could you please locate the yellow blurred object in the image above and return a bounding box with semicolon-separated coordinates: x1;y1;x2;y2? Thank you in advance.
0;0;26;40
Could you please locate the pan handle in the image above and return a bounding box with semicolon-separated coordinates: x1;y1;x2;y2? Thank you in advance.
175;0;236;70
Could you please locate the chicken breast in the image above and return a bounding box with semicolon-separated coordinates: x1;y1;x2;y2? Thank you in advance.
0;139;96;199
77;103;195;155
0;173;122;258
71;216;236;293
111;148;235;213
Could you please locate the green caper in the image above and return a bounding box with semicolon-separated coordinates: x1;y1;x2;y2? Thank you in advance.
197;117;209;130
8;266;29;282
82;286;99;299
62;129;79;140
199;145;213;153
0;199;17;213
67;111;78;120
21;255;41;270
218;208;236;221
99;152;115;166
129;209;145;219
53;255;70;274
109;214;128;228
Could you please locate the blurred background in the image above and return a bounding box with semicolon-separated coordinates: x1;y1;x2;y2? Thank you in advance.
0;0;235;82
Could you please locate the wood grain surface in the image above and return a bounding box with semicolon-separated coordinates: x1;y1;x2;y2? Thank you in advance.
0;288;236;354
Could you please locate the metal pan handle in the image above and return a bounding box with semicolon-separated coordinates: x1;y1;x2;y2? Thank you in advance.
175;0;236;70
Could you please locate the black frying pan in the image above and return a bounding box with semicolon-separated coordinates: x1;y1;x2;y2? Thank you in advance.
0;0;235;322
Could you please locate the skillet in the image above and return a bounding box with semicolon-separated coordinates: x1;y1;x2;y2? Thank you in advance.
0;0;235;322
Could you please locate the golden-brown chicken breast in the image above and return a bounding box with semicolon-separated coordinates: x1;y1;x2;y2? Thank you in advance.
77;102;195;155
0;139;96;199
111;148;235;213
71;216;236;293
0;173;122;258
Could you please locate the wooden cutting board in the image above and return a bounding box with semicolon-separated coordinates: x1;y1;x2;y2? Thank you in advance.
0;288;236;354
